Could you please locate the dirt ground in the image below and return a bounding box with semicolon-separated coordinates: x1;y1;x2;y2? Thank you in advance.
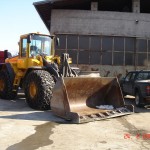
0;93;150;150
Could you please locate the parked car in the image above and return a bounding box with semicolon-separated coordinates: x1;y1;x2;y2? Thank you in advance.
120;70;150;107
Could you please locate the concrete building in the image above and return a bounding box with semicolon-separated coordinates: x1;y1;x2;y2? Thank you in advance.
34;0;150;77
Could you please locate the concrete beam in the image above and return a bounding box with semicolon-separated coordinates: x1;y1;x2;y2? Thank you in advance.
51;10;150;38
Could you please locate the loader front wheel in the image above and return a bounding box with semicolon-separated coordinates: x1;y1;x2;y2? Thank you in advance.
0;70;17;99
24;70;55;110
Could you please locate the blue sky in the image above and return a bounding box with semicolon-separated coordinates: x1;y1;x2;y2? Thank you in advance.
0;0;49;55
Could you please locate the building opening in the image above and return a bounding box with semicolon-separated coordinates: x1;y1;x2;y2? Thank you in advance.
54;0;91;10
140;0;150;13
98;0;132;12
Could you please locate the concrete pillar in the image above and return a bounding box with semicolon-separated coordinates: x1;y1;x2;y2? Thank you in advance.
91;2;98;11
132;0;140;13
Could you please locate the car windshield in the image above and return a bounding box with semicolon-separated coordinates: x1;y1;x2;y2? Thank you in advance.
136;72;150;80
30;34;52;57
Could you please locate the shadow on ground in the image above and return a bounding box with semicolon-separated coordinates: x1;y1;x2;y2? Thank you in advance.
0;92;67;123
0;92;149;123
6;122;58;150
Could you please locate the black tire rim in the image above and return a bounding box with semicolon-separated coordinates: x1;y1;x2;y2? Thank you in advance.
135;93;140;105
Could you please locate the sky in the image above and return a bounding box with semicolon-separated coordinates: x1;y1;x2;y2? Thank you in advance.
0;0;49;55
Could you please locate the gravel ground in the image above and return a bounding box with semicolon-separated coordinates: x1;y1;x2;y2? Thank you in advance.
0;93;150;150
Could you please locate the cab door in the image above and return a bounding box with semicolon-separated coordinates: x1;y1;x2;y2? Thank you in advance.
123;72;136;95
17;37;28;69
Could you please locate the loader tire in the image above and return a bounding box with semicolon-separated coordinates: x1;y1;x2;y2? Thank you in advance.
24;70;55;110
0;70;17;99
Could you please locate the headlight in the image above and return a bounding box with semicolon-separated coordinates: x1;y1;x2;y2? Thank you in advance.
68;58;72;64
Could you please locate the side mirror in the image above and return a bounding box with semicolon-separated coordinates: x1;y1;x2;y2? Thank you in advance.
56;37;60;46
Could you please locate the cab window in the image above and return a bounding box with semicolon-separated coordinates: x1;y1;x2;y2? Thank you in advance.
136;72;150;80
125;73;132;81
21;39;27;57
29;34;52;57
130;73;136;80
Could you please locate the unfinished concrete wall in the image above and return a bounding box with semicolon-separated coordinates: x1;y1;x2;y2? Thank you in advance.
50;9;150;77
51;9;150;38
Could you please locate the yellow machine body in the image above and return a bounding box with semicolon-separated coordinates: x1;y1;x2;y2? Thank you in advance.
4;33;61;88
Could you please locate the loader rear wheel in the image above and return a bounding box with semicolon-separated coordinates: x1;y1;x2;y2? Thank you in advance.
24;70;55;110
0;70;17;99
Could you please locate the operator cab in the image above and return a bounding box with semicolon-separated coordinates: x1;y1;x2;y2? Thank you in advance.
20;33;54;57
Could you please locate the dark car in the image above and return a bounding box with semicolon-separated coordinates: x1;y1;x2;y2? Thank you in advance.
120;70;150;107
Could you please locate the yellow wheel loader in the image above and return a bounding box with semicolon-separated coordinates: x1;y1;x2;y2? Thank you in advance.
0;33;133;123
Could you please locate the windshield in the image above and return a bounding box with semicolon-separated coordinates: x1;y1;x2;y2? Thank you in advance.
30;34;52;57
136;72;150;80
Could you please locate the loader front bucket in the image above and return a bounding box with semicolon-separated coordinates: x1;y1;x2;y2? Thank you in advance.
51;77;134;123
